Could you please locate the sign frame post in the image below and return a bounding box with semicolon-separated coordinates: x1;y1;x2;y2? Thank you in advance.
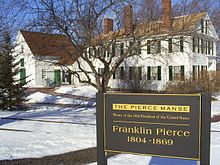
96;93;211;165
96;93;107;165
200;94;211;165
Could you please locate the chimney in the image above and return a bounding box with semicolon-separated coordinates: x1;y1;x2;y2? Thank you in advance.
162;0;172;29
104;18;113;34
123;4;133;35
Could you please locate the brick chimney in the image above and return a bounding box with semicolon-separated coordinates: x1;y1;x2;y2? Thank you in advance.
104;18;113;34
162;0;172;29
123;4;133;35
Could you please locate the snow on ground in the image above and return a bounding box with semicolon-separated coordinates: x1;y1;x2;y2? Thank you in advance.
211;100;220;116
26;92;96;106
88;154;151;165
0;85;220;164
0;106;96;160
55;85;97;98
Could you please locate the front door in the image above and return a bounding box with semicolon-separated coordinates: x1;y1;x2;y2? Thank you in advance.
54;70;61;86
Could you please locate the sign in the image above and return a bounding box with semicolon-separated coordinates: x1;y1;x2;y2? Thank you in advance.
104;93;203;160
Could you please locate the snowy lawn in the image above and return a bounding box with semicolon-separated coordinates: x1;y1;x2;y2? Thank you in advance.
26;92;96;106
0;106;96;160
55;85;97;98
0;85;220;164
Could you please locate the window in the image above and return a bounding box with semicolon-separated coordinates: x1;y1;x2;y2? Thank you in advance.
129;41;135;55
180;36;184;52
129;67;142;80
197;38;200;53
151;66;157;80
192;65;198;80
201;39;204;54
168;38;172;53
98;68;104;75
120;67;125;79
113;67;125;80
106;48;110;58
173;66;180;80
61;70;71;84
42;69;46;79
95;47;100;57
120;43;124;56
201;65;207;77
147;66;161;81
169;66;184;81
20;58;24;67
201;19;204;33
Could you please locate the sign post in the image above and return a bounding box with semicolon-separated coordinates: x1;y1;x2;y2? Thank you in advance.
97;93;211;165
96;93;107;165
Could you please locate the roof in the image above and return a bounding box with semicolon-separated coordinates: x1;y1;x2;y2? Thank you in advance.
136;12;206;36
20;30;80;65
96;12;206;41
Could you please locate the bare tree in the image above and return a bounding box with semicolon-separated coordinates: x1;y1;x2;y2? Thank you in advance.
17;0;219;93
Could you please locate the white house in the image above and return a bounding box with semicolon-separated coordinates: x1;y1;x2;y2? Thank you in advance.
14;30;78;87
14;0;219;90
72;0;219;90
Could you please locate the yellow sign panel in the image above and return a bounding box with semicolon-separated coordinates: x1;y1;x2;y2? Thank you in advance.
112;104;190;113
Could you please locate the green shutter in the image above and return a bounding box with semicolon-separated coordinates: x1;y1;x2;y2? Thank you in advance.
138;67;142;80
147;41;151;54
20;58;24;67
120;67;124;79
120;43;124;56
157;66;161;80
54;70;61;86
180;65;184;81
20;68;26;84
67;71;71;84
180;36;184;52
113;72;116;79
193;65;196;80
147;66;151;80
192;37;195;52
169;66;173;81
168;38;172;53
157;41;161;53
